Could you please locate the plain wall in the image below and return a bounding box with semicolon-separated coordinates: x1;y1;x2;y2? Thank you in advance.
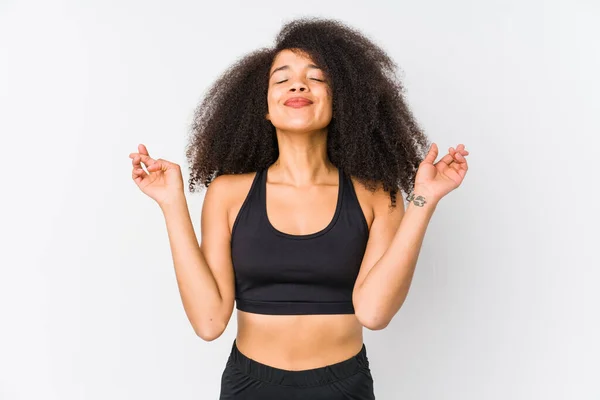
0;0;598;399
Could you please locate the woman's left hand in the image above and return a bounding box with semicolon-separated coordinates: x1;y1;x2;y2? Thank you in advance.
412;143;469;204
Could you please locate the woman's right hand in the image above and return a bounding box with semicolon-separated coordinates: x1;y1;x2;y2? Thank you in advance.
129;143;184;207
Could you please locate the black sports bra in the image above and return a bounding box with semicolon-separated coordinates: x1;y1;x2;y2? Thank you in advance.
230;167;369;315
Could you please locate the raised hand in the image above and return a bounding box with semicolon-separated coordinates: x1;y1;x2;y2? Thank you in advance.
129;144;184;207
412;143;469;203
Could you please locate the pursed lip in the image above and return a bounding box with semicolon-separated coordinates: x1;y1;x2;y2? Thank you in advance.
284;96;313;107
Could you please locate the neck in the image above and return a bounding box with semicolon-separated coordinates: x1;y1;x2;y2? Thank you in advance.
270;128;336;187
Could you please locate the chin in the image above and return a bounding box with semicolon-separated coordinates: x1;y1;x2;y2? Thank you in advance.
280;126;328;134
273;119;330;133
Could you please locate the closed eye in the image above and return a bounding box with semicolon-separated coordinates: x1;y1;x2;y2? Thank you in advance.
275;78;325;84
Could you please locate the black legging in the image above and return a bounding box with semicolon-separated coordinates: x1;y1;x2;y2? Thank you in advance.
219;340;376;399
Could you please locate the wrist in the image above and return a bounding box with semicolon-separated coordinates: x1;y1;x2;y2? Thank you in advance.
159;191;187;213
407;186;440;208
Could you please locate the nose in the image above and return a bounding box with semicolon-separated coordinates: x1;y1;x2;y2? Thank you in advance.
289;79;308;92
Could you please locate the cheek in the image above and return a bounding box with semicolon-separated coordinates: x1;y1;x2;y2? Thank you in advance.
317;85;332;102
267;87;283;113
319;90;333;116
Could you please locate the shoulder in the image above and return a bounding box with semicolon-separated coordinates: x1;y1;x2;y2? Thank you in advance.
208;171;258;196
348;175;404;230
205;171;260;234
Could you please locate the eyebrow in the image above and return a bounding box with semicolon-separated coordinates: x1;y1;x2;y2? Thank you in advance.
269;64;321;78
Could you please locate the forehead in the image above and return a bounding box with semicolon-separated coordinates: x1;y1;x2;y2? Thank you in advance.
270;49;318;71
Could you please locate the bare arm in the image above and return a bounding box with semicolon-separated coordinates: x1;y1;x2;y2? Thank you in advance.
160;175;235;341
352;142;469;330
353;186;438;330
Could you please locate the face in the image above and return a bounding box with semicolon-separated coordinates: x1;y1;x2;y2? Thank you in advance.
266;49;333;133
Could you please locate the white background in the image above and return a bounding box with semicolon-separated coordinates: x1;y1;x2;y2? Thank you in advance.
1;0;598;399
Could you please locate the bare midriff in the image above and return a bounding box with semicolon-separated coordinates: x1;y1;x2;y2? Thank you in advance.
235;310;364;370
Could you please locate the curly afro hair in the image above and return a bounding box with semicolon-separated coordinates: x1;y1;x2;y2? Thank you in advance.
185;17;430;207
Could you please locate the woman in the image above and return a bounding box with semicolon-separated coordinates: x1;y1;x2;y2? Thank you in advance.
129;18;468;400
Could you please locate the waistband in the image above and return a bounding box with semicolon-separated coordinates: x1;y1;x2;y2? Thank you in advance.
226;339;370;387
236;298;356;315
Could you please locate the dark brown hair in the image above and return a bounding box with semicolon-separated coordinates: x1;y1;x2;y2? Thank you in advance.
185;17;430;207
